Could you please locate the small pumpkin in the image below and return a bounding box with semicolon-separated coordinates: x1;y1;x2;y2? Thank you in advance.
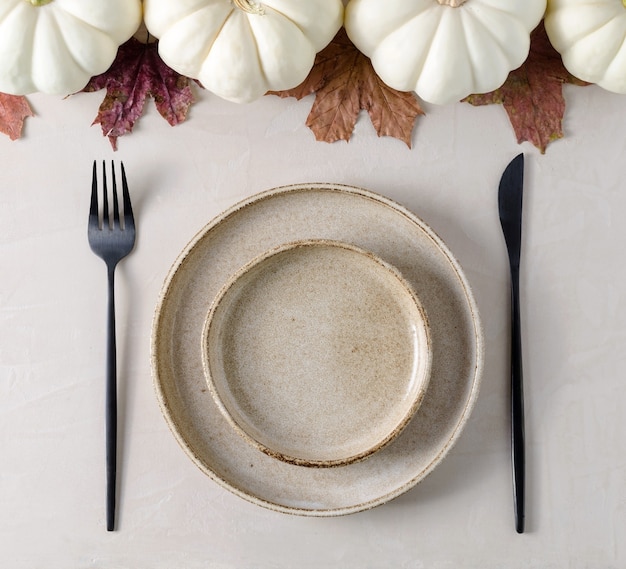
143;0;344;103
344;0;547;105
0;0;142;96
545;0;626;93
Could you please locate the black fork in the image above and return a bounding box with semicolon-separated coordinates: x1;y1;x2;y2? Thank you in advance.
88;161;136;531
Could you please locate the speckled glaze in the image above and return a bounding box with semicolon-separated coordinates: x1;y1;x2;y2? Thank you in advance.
151;184;484;516
201;239;432;468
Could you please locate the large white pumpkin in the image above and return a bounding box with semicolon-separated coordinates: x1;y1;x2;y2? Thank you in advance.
345;0;547;105
143;0;344;104
545;0;626;93
0;0;142;96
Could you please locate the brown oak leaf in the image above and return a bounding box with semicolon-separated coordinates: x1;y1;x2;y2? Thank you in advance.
270;28;424;147
83;38;195;150
0;93;34;141
465;22;588;153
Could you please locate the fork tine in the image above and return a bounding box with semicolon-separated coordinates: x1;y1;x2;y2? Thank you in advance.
120;162;135;231
111;161;120;229
90;160;99;225
102;160;109;230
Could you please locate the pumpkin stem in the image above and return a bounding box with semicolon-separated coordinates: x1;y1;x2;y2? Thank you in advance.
437;0;467;6
232;0;265;14
27;0;54;5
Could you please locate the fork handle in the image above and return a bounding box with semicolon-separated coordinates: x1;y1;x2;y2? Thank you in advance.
106;264;117;532
510;265;525;533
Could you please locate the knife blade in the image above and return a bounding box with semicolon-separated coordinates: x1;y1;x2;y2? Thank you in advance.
498;153;526;534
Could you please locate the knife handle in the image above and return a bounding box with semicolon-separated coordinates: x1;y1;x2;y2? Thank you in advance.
510;267;525;533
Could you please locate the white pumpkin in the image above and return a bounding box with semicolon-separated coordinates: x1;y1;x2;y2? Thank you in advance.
0;0;142;96
344;0;547;105
143;0;344;103
545;0;626;93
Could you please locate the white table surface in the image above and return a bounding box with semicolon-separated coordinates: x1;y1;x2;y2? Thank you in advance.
2;82;625;568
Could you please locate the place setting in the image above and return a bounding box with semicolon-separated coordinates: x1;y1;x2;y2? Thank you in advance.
88;155;530;530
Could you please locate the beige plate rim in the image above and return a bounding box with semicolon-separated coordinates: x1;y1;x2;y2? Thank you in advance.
151;183;484;516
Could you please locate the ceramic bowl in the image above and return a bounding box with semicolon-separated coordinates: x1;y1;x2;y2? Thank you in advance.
201;239;432;468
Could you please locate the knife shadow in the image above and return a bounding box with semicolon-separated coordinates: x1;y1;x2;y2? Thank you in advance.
371;198;545;535
108;172;155;530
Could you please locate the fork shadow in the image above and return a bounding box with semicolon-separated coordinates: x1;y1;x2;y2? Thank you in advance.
111;266;136;531
107;166;156;531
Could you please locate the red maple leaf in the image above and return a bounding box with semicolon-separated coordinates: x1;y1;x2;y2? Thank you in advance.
83;38;195;150
0;93;34;140
465;22;588;153
270;28;424;147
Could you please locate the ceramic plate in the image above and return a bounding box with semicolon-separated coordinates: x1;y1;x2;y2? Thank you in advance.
151;184;483;516
201;239;432;468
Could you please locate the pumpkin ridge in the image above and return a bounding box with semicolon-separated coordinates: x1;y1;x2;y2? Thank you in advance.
0;3;37;94
239;10;270;87
602;28;626;83
461;1;519;47
414;7;447;89
457;9;477;96
572;16;626;66
51;7;121;64
262;4;307;40
215;8;237;49
32;8;88;79
458;6;512;92
57;3;127;38
192;7;237;80
0;1;19;22
54;0;141;43
579;13;625;46
463;0;520;21
46;9;103;77
375;6;443;90
247;6;317;93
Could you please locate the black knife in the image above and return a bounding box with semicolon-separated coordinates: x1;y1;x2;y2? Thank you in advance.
498;153;525;534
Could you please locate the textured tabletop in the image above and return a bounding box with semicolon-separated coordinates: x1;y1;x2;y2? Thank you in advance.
1;83;624;568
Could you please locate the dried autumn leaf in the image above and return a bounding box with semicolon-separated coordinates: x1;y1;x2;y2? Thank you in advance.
270;29;424;147
83;38;195;150
466;22;588;153
0;93;34;141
